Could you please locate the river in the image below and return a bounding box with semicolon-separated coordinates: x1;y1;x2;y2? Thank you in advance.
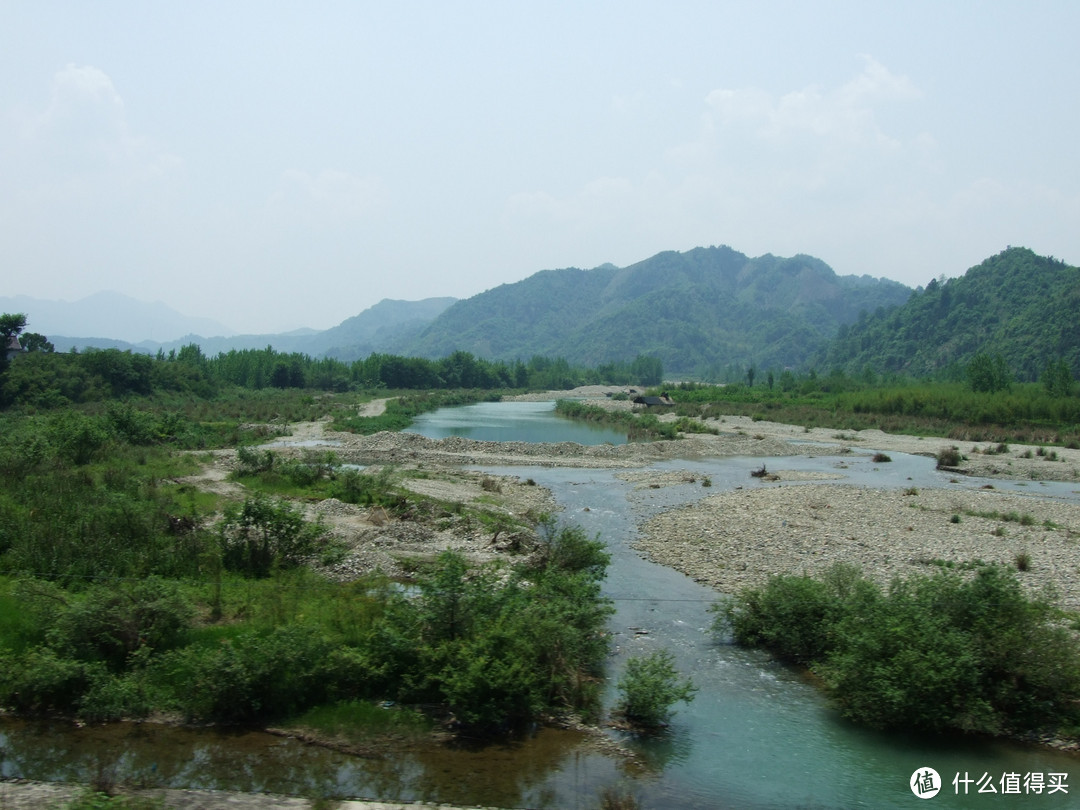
2;402;1077;808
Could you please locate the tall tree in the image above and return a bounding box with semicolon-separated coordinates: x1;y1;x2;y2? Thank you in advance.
19;333;54;353
1042;357;1074;397
0;312;27;341
967;352;1012;393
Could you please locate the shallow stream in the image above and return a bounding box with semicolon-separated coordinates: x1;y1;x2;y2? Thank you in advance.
2;403;1078;807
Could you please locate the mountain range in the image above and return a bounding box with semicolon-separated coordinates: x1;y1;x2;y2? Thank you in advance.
0;292;236;345
7;245;1076;380
400;246;911;375
821;247;1080;380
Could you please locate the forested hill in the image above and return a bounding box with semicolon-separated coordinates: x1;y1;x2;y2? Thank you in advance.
402;246;911;376
820;247;1080;381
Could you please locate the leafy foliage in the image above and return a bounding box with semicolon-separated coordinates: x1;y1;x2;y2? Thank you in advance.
967;352;1012;393
717;563;1080;735
1042;357;1074;397
615;649;697;730
218;493;329;578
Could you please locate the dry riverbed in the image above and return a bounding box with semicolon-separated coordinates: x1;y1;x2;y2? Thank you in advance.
244;389;1080;609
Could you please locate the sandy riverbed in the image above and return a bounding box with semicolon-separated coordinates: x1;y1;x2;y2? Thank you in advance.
256;388;1080;608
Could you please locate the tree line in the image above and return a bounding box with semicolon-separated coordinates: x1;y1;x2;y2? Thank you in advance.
0;313;664;409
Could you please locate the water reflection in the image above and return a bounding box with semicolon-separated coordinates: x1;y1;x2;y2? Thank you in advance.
0;719;625;807
406;400;630;445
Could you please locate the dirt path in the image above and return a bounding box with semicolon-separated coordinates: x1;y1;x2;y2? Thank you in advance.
357;397;391;417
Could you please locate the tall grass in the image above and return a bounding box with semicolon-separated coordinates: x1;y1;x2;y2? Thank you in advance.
664;381;1080;445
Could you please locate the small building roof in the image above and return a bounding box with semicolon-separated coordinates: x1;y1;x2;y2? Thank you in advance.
5;335;25;358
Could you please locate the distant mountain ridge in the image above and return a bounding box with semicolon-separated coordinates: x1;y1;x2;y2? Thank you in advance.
31;297;458;359
400;246;913;375
821;247;1080;380
5;248;916;375
0;291;235;344
10;246;1078;382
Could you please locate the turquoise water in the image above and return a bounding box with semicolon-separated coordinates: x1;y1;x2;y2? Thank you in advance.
405;399;630;445
2;403;1077;807
512;461;1080;809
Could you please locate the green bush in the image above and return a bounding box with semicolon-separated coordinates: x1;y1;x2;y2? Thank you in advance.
160;624;340;723
47;411;110;465
0;647;95;714
78;659;156;722
719;563;1080;735
53;577;195;669
219;493;328;577
529;518;610;578
615;649;697;730
717;563;868;665
236;445;276;475
936;445;962;468
383;544;614;729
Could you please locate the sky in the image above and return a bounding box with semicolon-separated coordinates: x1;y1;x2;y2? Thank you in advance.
2;1;1079;335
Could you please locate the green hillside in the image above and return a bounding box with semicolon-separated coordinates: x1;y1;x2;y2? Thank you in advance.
403;246;911;375
821;247;1080;380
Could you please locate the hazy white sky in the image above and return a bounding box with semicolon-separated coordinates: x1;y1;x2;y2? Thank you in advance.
3;1;1078;334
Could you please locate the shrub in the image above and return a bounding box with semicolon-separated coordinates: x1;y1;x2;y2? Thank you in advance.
78;659;156;722
236;445;276;475
329;466;402;508
936;446;962;468
54;577;195;669
722;563;1080;735
162;624;340;723
717;564;868;665
219;493;329;577
47;411;110;465
0;647;94;714
615;649;697;730
529;518;610;578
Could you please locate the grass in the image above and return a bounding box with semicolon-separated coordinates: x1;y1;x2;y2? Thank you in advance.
962;508;1040;526
664;380;1080;448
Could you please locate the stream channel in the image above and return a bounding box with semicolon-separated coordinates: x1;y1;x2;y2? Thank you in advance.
2;401;1078;808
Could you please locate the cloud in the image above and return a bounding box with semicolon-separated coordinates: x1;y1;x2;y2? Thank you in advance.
703;56;920;147
10;64;180;201
500;57;937;274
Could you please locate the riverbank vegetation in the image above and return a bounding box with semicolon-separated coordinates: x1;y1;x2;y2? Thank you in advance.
0;337;622;735
715;563;1080;737
554;399;719;441
6;309;1080;750
0;426;614;728
656;371;1080;447
614;649;697;731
